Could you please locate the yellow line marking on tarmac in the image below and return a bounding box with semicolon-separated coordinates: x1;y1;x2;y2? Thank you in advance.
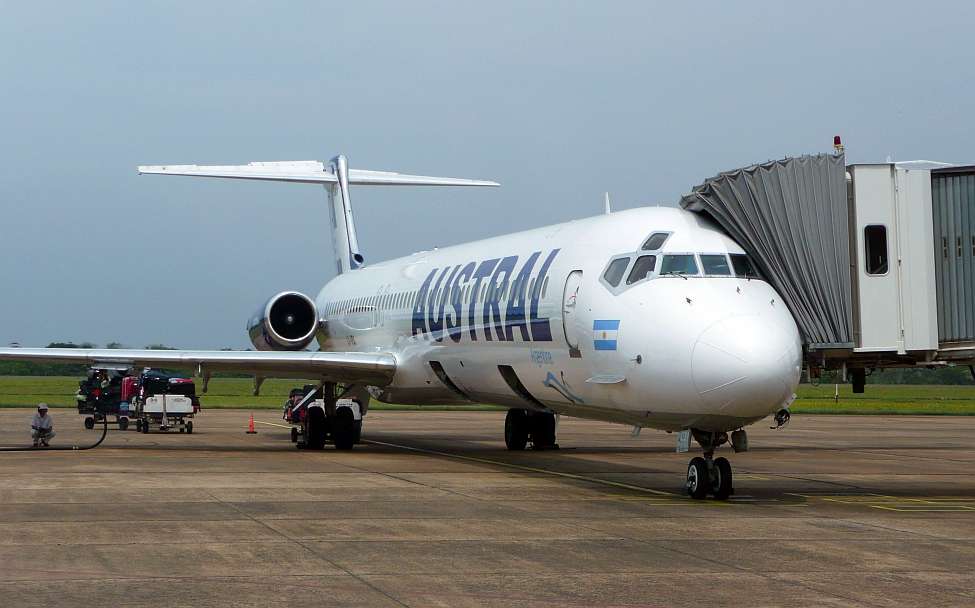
254;420;292;429
871;505;975;512
787;492;975;512
363;438;677;497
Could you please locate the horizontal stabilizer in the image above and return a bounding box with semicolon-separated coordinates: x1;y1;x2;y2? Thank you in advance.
138;160;499;187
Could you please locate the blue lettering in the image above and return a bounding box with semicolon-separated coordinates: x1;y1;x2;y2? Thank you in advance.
529;249;560;342
484;255;517;341
504;251;540;341
467;258;499;341
448;262;475;343
411;269;437;337
426;266;452;339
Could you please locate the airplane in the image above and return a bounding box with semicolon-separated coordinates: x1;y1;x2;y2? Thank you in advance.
0;155;802;500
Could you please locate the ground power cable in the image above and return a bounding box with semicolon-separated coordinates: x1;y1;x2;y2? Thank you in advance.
0;414;108;452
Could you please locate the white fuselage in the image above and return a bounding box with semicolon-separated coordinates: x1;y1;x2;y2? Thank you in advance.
314;207;802;433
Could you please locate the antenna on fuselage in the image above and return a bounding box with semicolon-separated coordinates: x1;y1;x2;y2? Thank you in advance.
604;192;611;215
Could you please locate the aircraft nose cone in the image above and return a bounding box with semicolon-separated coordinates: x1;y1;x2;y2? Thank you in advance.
692;315;801;417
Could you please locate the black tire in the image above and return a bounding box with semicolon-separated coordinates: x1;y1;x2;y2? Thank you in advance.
305;408;327;450
186;421;193;435
504;409;529;450
332;408;356;450
141;418;150;434
530;413;557;449
686;457;709;500
118;417;128;432
711;457;733;500
84;417;95;430
290;427;299;443
353;419;363;444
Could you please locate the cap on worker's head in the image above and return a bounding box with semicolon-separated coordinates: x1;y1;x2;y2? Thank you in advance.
37;403;48;411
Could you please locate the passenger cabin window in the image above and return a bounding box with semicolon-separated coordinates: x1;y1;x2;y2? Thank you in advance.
642;232;669;250
602;257;630;287
730;254;759;278
660;254;698;276
626;255;656;285
700;254;731;276
864;225;888;275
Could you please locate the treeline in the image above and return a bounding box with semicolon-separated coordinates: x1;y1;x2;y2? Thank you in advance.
0;343;248;377
809;366;974;385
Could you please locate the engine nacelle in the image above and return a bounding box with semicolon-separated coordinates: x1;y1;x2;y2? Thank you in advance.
247;291;319;351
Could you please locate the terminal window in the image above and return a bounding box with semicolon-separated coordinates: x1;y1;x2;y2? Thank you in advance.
864;225;888;275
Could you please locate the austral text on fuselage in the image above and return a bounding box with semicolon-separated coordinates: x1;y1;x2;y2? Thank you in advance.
412;249;561;343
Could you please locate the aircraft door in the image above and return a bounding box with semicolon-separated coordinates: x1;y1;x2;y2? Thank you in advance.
562;270;584;358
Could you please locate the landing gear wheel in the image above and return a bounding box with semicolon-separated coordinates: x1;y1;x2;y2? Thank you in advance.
84;417;95;430
686;456;710;500
186;421;193;434
290;427;299;443
711;457;733;500
332;408;356;450
304;408;326;450
530;412;557;449
353;419;363;444
141;418;150;434
504;409;529;451
118;417;128;431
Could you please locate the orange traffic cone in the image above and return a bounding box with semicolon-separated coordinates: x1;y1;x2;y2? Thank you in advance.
246;413;257;434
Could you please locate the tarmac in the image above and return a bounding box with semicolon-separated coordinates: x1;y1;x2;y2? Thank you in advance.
0;408;973;607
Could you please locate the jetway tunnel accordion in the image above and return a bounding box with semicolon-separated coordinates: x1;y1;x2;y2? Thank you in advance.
680;154;854;349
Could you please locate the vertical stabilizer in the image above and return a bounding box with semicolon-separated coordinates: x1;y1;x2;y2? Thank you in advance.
327;155;365;274
138;155;499;275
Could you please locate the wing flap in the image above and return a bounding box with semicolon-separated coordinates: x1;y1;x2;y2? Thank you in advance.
0;348;396;385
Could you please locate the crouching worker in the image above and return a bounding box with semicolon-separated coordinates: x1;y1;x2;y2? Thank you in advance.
31;403;55;447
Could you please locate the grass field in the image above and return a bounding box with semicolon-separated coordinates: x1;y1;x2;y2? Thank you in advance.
1;376;973;415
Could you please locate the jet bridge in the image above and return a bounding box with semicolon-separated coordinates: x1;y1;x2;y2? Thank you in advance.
680;153;975;386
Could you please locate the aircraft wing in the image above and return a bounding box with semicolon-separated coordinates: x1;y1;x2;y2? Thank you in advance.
0;348;396;385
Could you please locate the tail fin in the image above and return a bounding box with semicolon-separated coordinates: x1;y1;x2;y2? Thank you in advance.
138;155;499;274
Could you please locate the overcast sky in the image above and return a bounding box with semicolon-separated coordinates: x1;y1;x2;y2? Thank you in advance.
1;1;972;348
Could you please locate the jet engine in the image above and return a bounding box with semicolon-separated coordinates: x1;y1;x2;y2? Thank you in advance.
247;291;319;351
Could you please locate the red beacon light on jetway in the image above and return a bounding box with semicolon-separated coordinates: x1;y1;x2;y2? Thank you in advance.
833;135;845;154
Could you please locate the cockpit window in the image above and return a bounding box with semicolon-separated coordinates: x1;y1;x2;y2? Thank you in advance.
602;257;630;287
730;253;759;278
626;255;656;285
700;254;732;276
641;232;670;251
660;254;698;276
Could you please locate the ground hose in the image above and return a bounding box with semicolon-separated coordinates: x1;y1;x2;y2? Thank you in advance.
0;413;109;452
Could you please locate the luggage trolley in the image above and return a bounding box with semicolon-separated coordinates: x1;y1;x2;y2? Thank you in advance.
77;366;135;431
133;370;201;434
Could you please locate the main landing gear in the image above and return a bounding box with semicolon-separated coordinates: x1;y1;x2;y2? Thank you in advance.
504;408;558;451
685;429;742;501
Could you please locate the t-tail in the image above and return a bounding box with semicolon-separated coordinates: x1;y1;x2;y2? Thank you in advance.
137;155;499;274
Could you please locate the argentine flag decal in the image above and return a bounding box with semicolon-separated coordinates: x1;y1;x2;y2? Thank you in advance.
593;319;620;351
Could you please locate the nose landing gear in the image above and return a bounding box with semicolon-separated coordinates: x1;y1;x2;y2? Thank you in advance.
685;429;734;500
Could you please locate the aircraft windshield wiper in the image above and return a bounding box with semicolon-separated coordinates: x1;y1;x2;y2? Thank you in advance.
661;271;689;280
